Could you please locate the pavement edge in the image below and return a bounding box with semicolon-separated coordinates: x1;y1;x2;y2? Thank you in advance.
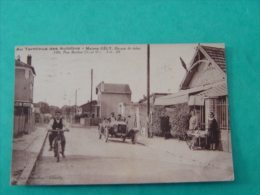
16;131;48;185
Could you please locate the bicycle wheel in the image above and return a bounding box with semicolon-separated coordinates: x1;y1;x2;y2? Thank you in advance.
56;141;60;162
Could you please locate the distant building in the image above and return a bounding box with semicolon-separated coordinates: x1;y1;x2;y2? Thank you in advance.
118;93;171;137
13;55;36;136
78;100;97;117
95;81;131;118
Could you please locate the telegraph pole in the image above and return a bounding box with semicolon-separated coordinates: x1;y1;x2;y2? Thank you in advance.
69;99;71;123
75;90;77;123
90;69;93;119
147;44;150;138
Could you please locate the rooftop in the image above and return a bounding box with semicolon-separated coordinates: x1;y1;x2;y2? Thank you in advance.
15;59;36;75
96;82;132;94
200;45;226;73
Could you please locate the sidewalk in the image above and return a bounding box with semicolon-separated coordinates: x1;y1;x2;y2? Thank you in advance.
137;135;234;172
11;123;48;185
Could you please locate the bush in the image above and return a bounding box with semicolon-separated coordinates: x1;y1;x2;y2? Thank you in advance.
152;103;190;137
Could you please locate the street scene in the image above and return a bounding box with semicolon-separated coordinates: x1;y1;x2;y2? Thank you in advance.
26;124;233;185
11;44;234;185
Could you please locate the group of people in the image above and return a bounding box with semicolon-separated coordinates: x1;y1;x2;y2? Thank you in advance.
46;109;219;159
107;112;129;123
189;110;219;150
47;111;131;159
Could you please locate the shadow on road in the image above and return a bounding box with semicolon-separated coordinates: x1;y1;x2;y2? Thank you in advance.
106;139;146;146
36;155;130;164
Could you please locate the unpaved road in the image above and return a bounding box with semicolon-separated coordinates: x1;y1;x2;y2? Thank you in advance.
28;125;233;185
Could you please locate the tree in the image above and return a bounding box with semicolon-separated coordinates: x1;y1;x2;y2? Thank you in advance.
36;102;50;114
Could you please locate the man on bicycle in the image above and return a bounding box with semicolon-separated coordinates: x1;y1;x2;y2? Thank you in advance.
47;111;69;158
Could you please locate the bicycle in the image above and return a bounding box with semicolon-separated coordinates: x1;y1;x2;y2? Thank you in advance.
48;129;69;162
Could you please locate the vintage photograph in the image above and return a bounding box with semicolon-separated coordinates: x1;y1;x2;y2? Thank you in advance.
11;44;234;185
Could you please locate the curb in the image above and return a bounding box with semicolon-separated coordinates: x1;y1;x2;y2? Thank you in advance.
16;132;48;185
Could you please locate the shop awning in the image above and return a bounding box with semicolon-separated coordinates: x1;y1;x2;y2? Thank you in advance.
188;82;228;106
154;85;212;106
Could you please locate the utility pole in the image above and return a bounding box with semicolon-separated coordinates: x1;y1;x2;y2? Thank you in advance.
69;99;71;123
45;98;46;114
75;90;77;123
147;44;150;138
90;69;93;119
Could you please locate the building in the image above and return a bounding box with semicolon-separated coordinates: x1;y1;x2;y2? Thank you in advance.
77;100;98;126
118;93;172;136
13;55;36;136
78;100;97;117
154;45;231;152
95;81;132;118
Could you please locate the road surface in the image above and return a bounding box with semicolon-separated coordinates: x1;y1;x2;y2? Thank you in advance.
28;124;233;185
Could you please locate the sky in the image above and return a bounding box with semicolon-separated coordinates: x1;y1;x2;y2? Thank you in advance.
15;43;224;108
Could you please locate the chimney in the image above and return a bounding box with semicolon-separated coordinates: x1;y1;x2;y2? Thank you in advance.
101;81;104;91
17;55;20;61
27;55;32;65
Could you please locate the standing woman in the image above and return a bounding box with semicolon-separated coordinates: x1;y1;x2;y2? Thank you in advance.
207;112;219;150
188;110;198;149
189;110;198;130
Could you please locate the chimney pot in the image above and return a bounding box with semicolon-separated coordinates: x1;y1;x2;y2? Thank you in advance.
27;55;32;65
101;81;104;91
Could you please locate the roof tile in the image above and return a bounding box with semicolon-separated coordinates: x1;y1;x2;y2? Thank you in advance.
201;46;226;72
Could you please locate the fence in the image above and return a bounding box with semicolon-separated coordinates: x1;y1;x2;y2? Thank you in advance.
216;97;231;152
90;117;100;126
216;97;230;131
79;117;100;127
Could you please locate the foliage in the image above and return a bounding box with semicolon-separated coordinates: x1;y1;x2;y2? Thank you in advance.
152;103;190;137
168;103;190;137
152;106;166;136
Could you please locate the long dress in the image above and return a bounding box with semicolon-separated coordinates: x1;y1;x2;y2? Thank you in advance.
208;118;219;143
189;115;198;130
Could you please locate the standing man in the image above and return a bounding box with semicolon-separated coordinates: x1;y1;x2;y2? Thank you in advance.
117;114;125;122
109;112;116;122
47;111;69;158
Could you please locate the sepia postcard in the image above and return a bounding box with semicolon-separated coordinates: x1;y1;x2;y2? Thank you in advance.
11;44;234;185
